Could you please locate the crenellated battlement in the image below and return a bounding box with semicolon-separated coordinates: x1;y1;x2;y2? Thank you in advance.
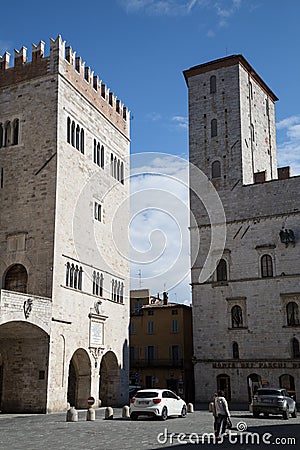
0;36;129;130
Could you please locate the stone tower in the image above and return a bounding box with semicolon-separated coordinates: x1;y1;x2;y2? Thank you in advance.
185;54;278;189
0;36;130;412
184;55;300;405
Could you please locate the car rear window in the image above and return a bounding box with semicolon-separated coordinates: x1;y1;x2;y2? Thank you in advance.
257;389;282;396
135;391;159;398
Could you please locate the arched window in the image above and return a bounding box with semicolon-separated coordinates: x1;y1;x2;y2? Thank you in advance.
212;160;221;179
216;258;227;281
0;123;3;148
71;121;75;147
74;265;79;289
4;264;28;293
117;160;120;181
231;305;243;328
110;153;114;176
97;143;100;166
100;274;103;297
101;145;104;169
70;263;75;287
4;121;11;147
114;157;117;179
232;342;239;359
80;129;84;154
93;139;97;163
67;117;71;144
211;118;217;138
121;162;124;184
12;119;19;145
120;282;124;303
78;267;83;290
291;338;300;359
95;272;100;296
75;125;80;150
113;280;117;302
66;262;70;286
261;254;273;278
210;75;216;94
287;302;299;326
92;270;96;295
116;282;120;302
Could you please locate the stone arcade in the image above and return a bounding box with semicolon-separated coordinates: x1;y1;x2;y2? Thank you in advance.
0;36;130;412
184;55;300;405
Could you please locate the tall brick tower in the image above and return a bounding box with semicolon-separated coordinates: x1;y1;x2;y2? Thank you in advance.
0;36;130;412
184;56;300;406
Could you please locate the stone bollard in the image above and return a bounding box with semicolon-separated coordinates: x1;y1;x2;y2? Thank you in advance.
105;406;114;420
187;403;194;413
122;405;130;418
86;407;96;421
66;406;78;422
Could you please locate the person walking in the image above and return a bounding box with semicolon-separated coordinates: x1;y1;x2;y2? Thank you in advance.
214;390;231;439
209;393;218;433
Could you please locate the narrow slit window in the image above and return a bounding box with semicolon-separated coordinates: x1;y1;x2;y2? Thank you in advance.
211;118;217;138
210;75;216;94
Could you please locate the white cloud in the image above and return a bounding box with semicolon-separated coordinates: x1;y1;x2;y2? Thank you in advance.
172;115;188;129
146;112;162;121
276;115;300;176
120;0;242;26
206;29;216;38
130;153;191;303
277;116;300;130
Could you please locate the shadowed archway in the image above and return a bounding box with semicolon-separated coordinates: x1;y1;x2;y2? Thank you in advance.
67;348;91;409
99;351;120;406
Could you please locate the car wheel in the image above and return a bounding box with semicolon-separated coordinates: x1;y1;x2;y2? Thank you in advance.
291;407;297;418
130;413;138;420
283;408;289;420
181;405;187;418
160;407;168;421
253;411;260;418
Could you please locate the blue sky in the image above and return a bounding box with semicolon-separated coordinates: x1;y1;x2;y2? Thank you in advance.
1;0;300;303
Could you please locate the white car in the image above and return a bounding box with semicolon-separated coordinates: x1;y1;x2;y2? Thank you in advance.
130;389;187;420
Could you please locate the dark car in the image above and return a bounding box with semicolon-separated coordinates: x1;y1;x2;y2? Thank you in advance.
252;388;297;419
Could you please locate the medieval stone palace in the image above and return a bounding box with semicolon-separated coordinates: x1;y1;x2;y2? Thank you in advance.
0;36;130;412
184;55;300;405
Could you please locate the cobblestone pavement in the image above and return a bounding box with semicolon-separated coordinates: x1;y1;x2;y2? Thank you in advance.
0;408;299;450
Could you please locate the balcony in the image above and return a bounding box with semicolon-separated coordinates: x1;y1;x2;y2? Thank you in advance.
130;358;184;368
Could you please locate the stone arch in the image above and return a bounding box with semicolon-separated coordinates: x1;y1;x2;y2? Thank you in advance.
67;348;91;409
279;374;296;400
3;263;28;293
216;373;231;401
247;373;262;402
0;321;49;413
99;351;120;406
